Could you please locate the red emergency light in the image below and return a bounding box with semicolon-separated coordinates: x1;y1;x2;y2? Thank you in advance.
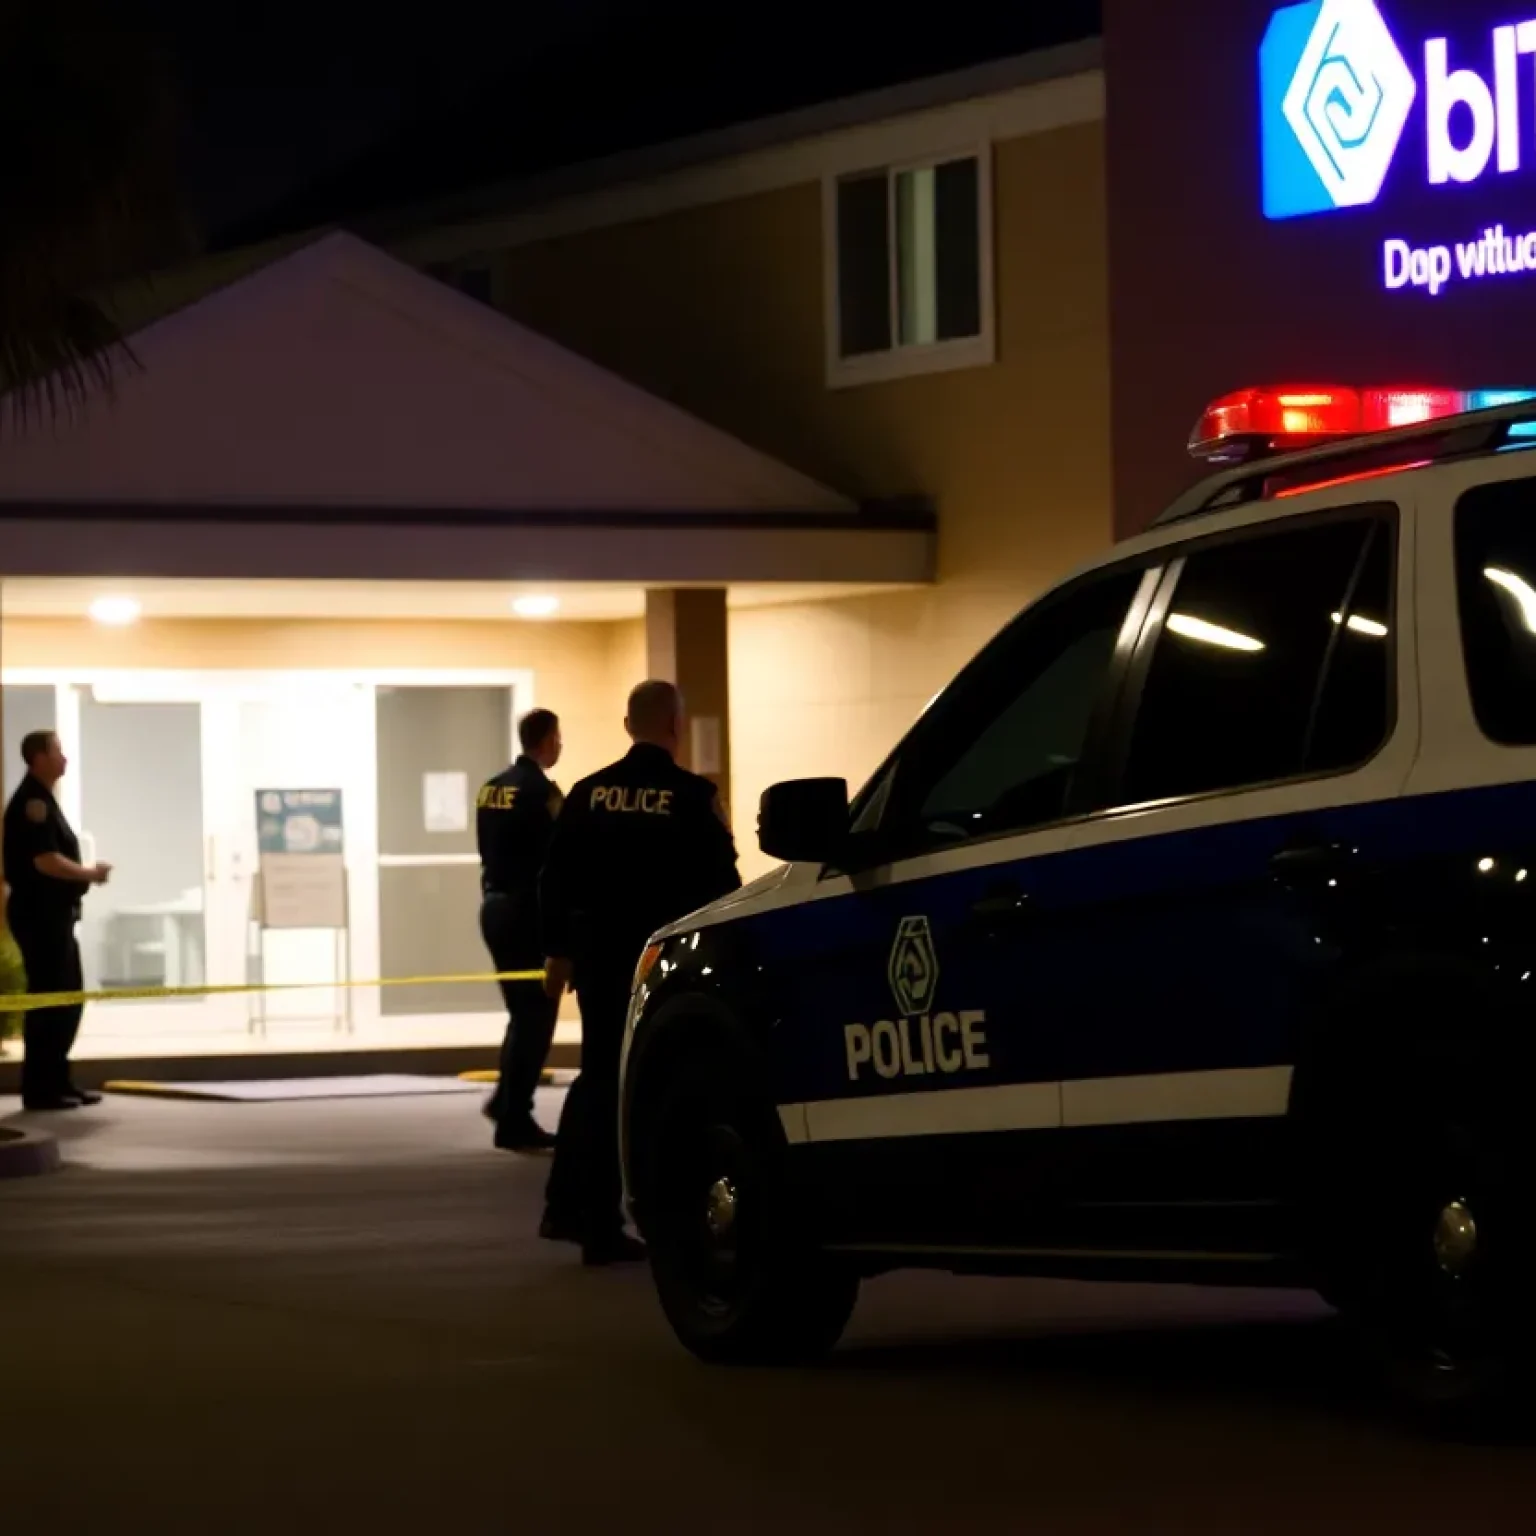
1187;385;1528;464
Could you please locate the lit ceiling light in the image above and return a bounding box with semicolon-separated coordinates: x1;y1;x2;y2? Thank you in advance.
88;595;141;626
1485;567;1536;632
1331;611;1389;637
511;594;559;619
1166;613;1265;652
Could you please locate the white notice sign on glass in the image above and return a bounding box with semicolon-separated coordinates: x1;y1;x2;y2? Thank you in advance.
423;771;469;833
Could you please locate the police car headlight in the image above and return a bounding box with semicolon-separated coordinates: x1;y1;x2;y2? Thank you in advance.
633;942;663;994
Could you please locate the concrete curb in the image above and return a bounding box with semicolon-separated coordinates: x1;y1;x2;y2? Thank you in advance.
0;1126;61;1179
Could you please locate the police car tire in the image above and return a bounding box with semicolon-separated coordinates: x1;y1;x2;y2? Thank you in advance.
641;1047;858;1366
1358;1115;1529;1432
1298;998;1536;1430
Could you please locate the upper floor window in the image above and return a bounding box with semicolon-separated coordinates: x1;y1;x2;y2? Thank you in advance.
827;149;991;387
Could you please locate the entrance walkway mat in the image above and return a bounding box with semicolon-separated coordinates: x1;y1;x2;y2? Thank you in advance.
459;1068;573;1087
458;1068;558;1085
104;1074;487;1102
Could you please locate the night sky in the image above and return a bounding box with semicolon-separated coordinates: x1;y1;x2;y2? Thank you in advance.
138;0;626;237
136;2;1101;246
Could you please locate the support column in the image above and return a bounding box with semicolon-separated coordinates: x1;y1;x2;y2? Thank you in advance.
644;588;730;810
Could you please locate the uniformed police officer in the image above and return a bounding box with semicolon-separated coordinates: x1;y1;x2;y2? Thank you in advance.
539;679;741;1265
3;730;111;1111
477;707;564;1152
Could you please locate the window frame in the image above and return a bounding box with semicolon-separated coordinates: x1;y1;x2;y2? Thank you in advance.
1095;503;1402;817
830;558;1165;876
821;140;995;391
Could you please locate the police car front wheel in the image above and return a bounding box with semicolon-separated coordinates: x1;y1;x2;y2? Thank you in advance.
640;1048;858;1366
1352;1112;1534;1429
1307;1038;1535;1429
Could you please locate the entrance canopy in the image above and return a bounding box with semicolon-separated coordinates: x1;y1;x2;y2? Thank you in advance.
0;233;932;584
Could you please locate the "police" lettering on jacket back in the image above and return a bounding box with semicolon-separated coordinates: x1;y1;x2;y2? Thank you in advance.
590;786;674;814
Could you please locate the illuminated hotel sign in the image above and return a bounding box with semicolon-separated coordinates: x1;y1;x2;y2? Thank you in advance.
1260;0;1536;294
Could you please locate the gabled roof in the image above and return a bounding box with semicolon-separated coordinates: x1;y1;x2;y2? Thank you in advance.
0;234;935;585
0;231;852;516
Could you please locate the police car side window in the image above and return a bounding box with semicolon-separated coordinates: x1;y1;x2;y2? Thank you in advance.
848;762;895;834
892;571;1145;847
1455;477;1536;745
1119;514;1394;806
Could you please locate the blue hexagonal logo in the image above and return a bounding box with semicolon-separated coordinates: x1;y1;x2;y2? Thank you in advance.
888;915;938;1017
1261;0;1417;219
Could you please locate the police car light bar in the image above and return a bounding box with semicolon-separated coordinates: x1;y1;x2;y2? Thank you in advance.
1188;386;1536;465
1158;394;1536;529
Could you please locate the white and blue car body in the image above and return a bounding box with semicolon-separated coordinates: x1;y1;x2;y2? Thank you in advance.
619;387;1536;1424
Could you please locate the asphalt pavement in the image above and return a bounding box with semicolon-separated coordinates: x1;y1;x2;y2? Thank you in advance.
1;1087;1534;1534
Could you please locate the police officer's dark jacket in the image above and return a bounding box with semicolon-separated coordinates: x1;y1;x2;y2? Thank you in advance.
477;755;563;900
3;773;86;925
540;742;741;970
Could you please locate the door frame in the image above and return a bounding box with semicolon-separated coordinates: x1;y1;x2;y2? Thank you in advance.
367;671;528;1023
4;670;236;1032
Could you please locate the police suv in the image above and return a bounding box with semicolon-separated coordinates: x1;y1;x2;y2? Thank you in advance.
620;385;1536;1423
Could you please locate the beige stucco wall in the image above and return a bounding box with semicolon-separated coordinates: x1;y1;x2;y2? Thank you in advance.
726;594;939;878
492;121;1112;879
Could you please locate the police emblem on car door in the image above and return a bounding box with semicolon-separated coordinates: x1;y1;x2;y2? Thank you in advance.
888;916;937;1015
841;914;992;1088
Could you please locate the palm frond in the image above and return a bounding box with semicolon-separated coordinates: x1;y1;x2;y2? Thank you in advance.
0;1;192;429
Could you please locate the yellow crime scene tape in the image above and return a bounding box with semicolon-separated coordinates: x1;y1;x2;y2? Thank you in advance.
0;969;547;1014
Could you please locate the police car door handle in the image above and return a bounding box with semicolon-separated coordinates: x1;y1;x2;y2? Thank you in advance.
967;885;1031;929
1269;842;1348;879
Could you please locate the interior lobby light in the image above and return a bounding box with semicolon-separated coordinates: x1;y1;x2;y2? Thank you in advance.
1165;613;1265;652
511;594;560;619
88;595;142;626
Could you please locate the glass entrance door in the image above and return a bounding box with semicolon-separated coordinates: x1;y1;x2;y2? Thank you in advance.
200;675;373;1035
7;672;369;1049
4;666;528;1057
56;677;228;1047
374;684;516;1018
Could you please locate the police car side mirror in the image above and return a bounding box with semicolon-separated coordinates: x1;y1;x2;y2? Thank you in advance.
758;777;850;865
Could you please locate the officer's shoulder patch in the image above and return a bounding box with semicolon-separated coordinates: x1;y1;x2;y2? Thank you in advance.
24;799;47;824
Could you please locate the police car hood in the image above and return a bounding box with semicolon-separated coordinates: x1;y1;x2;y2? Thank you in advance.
650;863;793;940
